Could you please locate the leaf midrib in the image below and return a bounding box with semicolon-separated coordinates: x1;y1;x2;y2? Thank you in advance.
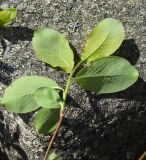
76;74;133;79
83;23;119;61
49;37;72;69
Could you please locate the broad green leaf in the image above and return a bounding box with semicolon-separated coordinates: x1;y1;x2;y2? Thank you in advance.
76;56;138;93
32;28;74;73
48;152;59;160
32;87;63;108
2;76;61;113
0;8;17;26
34;108;60;134
81;18;125;62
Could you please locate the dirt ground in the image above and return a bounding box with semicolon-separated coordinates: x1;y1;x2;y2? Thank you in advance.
0;0;146;160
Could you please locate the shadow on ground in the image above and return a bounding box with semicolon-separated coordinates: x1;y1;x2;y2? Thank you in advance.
0;27;34;44
0;61;15;85
62;102;146;160
0;26;33;86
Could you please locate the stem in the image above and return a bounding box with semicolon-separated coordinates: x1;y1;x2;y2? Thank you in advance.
43;113;64;160
63;61;83;104
43;60;83;160
138;151;146;160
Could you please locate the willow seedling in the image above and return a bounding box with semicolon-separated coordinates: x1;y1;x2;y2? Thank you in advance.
1;18;139;160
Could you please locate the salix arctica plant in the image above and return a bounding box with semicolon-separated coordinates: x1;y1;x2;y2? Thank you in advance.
1;18;139;160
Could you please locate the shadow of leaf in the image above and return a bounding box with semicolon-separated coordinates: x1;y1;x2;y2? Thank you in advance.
0;27;34;44
0;61;15;85
115;39;140;65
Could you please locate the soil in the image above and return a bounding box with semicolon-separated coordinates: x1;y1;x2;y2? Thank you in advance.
0;0;146;160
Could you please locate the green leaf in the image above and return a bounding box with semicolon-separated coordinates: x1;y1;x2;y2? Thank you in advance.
2;76;61;113
32;28;74;73
81;18;125;62
34;108;60;134
32;87;63;108
0;8;17;26
76;56;138;93
48;152;59;160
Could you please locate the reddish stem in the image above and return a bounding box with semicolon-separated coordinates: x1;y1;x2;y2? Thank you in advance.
138;151;146;160
43;113;64;160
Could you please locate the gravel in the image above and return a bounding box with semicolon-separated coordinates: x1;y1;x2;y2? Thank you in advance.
0;0;146;160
